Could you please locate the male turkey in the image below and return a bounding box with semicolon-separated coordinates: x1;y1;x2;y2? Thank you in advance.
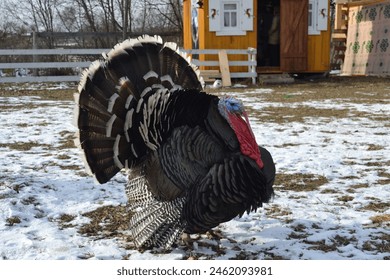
74;35;275;249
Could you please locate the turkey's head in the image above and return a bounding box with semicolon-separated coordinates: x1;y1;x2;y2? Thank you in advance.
218;97;264;169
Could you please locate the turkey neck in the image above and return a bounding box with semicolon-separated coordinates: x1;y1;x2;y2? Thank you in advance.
168;89;216;129
169;91;240;152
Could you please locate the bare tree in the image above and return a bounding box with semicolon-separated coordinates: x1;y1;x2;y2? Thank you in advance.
3;0;66;47
2;0;183;48
145;0;183;32
122;0;131;40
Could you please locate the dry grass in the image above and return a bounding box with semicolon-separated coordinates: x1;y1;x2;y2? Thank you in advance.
362;233;390;257
367;144;385;151
0;84;76;101
346;183;370;193
360;202;390;212
275;173;329;192
337;195;355;202
370;214;390;225
285;220;389;258
58;131;76;149
266;205;293;222
56;214;77;229
213;76;390;125
377;171;390;186
260;76;390;103
247;106;352;124
305;234;359;253
78;205;132;241
5;216;21;226
0;142;52;151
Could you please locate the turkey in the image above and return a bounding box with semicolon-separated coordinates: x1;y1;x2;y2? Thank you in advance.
74;35;275;249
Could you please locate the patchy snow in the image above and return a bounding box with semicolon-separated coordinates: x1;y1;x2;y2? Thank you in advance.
0;86;389;260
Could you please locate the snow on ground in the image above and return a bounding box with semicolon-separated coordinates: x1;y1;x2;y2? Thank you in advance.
0;83;389;260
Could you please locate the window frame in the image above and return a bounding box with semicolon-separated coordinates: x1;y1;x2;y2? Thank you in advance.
209;0;254;36
216;0;246;36
308;0;320;35
223;2;238;28
308;0;328;35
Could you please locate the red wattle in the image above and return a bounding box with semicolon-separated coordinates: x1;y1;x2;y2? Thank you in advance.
228;113;264;169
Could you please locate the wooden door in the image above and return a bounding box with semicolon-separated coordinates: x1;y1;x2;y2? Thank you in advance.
280;0;308;72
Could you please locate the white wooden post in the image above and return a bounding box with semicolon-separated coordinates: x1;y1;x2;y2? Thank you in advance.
32;30;38;76
248;47;257;85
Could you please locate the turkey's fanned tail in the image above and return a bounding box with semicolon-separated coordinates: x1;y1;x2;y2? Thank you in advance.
74;35;203;184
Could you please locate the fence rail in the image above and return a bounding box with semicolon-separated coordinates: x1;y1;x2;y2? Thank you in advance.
0;49;108;56
0;48;108;83
183;48;257;84
0;48;257;84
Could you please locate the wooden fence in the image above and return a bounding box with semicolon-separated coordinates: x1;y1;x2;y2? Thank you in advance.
182;48;257;85
0;49;107;83
0;48;257;84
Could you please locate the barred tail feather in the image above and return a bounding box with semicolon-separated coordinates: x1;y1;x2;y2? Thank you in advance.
125;176;185;249
125;176;154;211
141;219;184;249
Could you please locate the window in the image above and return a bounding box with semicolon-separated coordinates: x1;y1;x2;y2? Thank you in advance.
308;2;313;29
308;0;319;35
308;0;328;35
209;0;253;36
224;3;238;28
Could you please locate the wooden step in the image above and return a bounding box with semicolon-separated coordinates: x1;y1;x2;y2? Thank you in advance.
332;32;347;40
200;70;220;82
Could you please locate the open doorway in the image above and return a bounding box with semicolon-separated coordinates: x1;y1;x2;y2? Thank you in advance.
257;0;280;69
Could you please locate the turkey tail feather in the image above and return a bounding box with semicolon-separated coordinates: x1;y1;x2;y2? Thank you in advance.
125;176;185;249
75;35;203;183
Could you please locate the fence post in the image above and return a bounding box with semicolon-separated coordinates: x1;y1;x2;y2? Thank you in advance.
32;31;38;76
248;47;257;85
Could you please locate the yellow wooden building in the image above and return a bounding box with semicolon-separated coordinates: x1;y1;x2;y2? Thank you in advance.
183;0;331;75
